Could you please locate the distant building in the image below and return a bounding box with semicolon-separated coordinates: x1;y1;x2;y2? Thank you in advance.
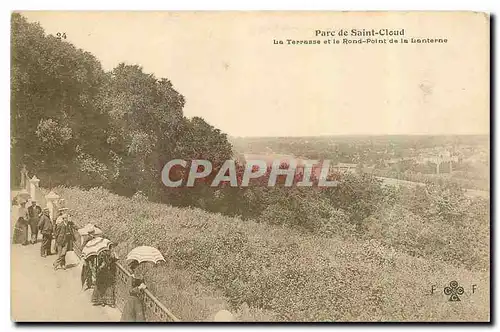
241;153;367;177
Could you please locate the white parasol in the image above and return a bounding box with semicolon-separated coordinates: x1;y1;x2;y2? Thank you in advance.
81;237;113;259
77;223;103;236
126;246;165;264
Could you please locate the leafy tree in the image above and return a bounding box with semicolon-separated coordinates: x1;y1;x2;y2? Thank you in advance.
100;63;234;202
11;13;109;185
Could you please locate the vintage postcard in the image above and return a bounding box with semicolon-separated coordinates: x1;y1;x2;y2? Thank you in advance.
10;11;490;322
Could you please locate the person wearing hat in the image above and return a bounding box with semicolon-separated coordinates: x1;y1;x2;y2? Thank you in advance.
81;226;99;289
128;260;139;276
38;207;53;257
28;200;42;244
81;226;97;247
53;213;76;270
55;208;69;226
91;249;118;308
53;208;69;255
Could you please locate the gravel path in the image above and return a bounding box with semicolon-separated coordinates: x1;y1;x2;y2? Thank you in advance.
11;232;122;321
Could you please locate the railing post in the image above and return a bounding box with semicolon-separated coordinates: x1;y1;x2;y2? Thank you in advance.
45;191;60;221
20;165;28;189
29;175;40;202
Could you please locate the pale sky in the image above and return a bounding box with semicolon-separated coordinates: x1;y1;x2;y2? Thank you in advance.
19;11;489;137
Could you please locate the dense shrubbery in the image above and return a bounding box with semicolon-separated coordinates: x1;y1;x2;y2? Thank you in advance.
56;184;489;322
240;173;489;270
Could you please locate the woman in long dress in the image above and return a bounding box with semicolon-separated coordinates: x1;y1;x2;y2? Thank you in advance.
12;201;28;245
81;256;97;290
81;229;97;289
12;217;27;244
91;250;118;307
120;276;146;322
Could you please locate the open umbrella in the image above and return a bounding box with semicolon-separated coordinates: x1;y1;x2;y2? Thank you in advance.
81;237;113;259
126;246;165;264
16;190;30;201
78;223;103;236
79;224;104;247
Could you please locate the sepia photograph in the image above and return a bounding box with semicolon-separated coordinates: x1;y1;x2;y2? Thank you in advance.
10;11;490;322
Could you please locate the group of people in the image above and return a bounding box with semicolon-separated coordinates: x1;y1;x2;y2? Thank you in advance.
80;228;120;308
12;196;150;322
12;199;76;270
13;199;43;246
12;194;235;322
81;231;147;321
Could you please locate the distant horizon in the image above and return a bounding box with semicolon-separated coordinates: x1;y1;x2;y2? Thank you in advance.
229;133;490;139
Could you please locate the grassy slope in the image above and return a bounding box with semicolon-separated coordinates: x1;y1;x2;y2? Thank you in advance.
57;186;489;322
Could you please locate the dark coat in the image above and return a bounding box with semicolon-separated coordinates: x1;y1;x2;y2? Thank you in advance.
120;287;145;322
38;214;53;235
54;221;76;246
28;205;42;221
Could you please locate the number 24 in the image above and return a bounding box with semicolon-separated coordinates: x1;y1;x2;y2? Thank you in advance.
56;32;67;40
